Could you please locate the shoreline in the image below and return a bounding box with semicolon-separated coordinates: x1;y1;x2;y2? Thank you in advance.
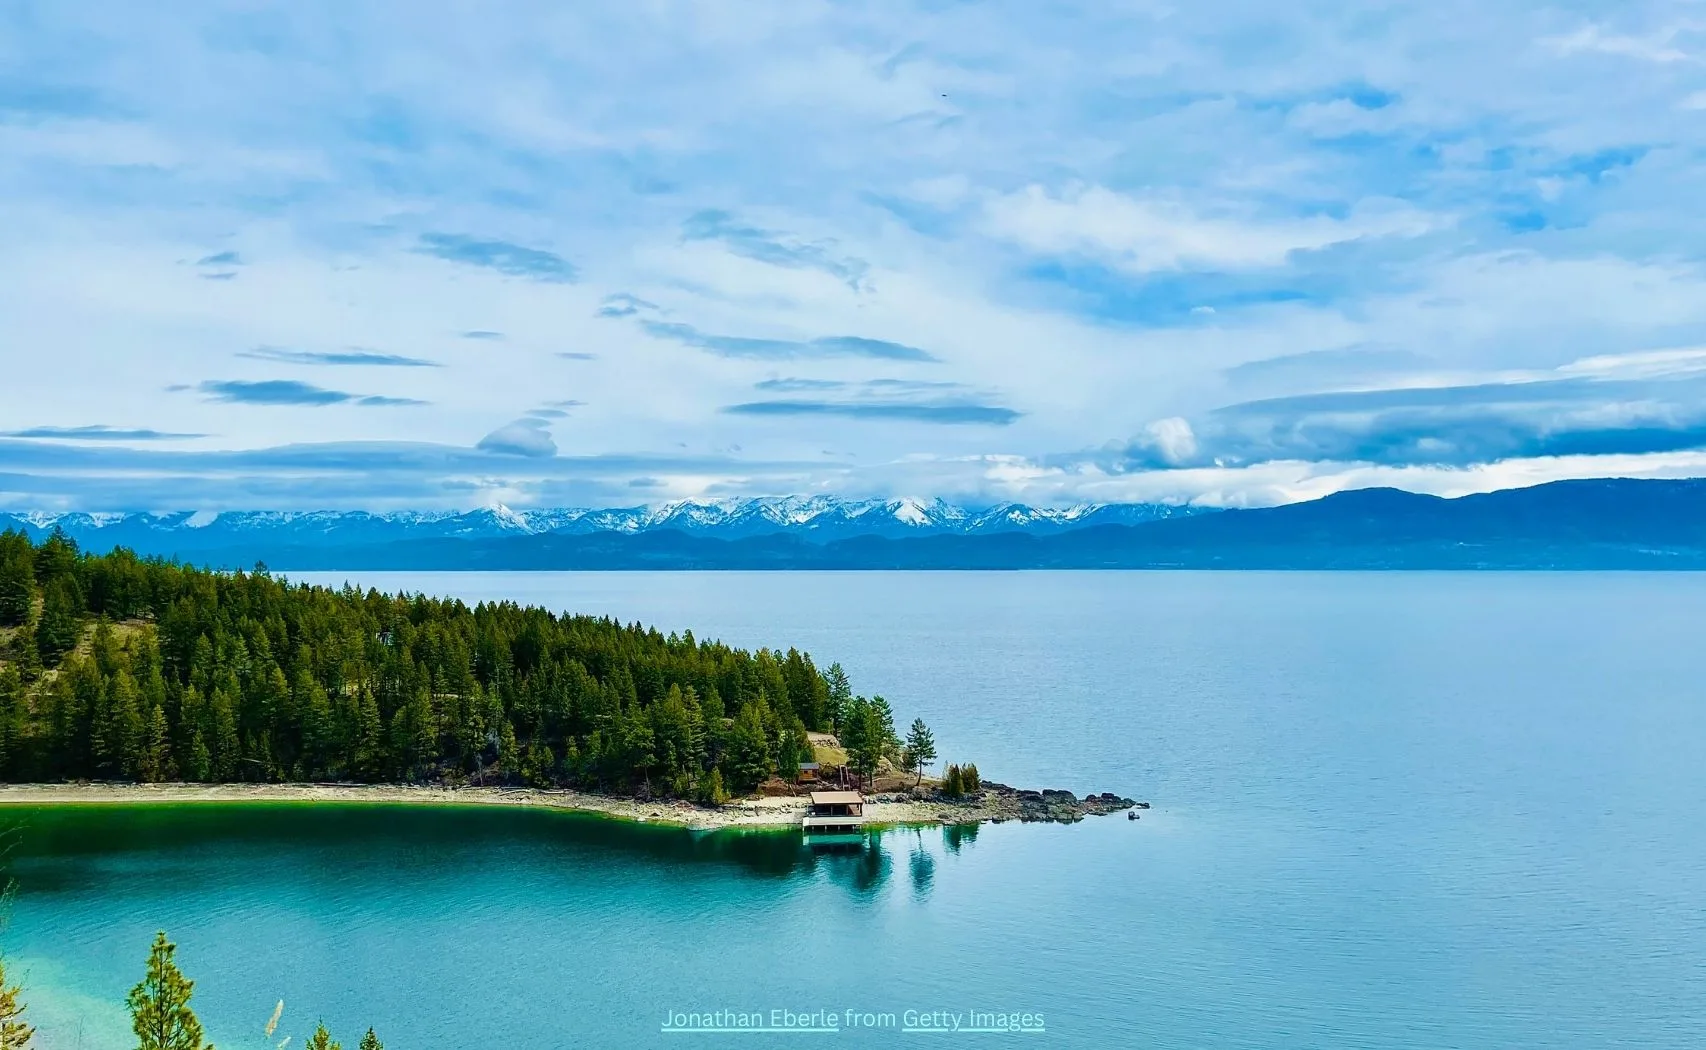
0;782;1140;831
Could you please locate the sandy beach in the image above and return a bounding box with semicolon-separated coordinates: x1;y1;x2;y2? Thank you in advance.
0;781;1137;830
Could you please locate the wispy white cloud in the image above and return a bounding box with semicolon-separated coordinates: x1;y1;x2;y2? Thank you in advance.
981;184;1443;273
1543;24;1697;64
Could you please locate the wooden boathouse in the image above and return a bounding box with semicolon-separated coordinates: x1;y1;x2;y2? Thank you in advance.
801;790;865;837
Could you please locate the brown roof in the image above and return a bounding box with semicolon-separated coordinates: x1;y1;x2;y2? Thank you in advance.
809;790;864;806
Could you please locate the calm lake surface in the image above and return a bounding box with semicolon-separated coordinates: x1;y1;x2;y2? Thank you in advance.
8;571;1706;1048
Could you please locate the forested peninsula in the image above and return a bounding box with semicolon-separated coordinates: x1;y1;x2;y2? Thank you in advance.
0;529;1138;826
0;528;887;799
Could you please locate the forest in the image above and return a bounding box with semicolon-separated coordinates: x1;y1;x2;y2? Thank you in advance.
0;528;914;799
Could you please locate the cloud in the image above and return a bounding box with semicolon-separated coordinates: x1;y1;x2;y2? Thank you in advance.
723;399;1020;425
11;4;1706;510
0;437;831;510
525;401;583;419
727;378;1019;425
477;417;558;457
1222;347;1434;391
460;330;505;340
681;209;869;289
640;321;937;361
983;184;1442;274
1543;25;1693;64
754;377;849;393
3;425;205;441
595;293;658;318
196;380;427;407
556;351;597;360
1079;347;1706;471
193;248;244;281
238;346;439;367
416;233;578;282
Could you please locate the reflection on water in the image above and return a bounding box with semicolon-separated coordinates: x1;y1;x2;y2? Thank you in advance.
909;837;937;899
2;805;982;903
943;821;979;853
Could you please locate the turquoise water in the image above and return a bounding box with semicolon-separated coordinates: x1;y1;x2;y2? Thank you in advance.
8;571;1706;1048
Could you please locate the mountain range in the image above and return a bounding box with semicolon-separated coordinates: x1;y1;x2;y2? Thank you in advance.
0;496;1200;551
5;479;1706;569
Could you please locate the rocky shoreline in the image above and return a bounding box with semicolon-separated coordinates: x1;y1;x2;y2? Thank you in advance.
865;783;1143;824
0;781;1146;830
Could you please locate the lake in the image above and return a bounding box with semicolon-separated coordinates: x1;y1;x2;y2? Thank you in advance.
7;571;1706;1048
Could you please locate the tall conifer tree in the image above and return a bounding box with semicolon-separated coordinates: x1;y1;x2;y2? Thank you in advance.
127;932;211;1050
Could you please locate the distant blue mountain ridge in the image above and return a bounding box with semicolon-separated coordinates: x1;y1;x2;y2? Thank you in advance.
0;495;1201;548
5;479;1706;569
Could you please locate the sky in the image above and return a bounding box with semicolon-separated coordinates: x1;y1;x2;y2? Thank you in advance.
6;1;1706;511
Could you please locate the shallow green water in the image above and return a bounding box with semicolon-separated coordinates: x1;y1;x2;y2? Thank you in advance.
7;803;1131;1048
8;570;1706;1048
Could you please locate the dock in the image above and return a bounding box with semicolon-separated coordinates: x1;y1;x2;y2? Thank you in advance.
802;790;866;837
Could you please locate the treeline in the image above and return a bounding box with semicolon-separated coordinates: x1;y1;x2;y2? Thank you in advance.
0;528;896;798
0;927;379;1050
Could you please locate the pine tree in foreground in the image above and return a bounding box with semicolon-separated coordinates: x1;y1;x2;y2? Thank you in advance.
359;1028;383;1050
305;1023;341;1050
128;931;211;1050
0;954;32;1049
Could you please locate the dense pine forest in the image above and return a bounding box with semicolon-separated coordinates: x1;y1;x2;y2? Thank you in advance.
0;528;903;799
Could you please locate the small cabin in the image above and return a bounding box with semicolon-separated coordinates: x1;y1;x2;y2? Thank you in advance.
802;790;865;836
796;761;821;784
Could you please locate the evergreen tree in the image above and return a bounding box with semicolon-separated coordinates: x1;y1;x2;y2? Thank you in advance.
0;953;32;1049
127;931;211;1050
139;703;172;783
824;663;853;730
34;580;80;669
389;688;436;780
359;1029;383;1050
842;700;885;787
496;718;518;779
305;1024;341;1050
32;529;78;585
721;702;773;793
0;666;24;780
698;766;728;805
180;699;212;782
870;695;899;760
297;673;334;777
5;624;41;683
903;718;937;787
0;550;34;629
98;671;144;779
352;692;384;780
774;715;808;781
208;689;241;781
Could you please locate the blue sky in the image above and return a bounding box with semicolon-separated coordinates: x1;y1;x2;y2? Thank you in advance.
6;2;1706;510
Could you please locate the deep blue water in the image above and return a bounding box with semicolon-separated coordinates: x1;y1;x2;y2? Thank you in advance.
7;571;1706;1048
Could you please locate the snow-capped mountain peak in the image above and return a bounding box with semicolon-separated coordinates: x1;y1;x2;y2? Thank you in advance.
1;497;1209;552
